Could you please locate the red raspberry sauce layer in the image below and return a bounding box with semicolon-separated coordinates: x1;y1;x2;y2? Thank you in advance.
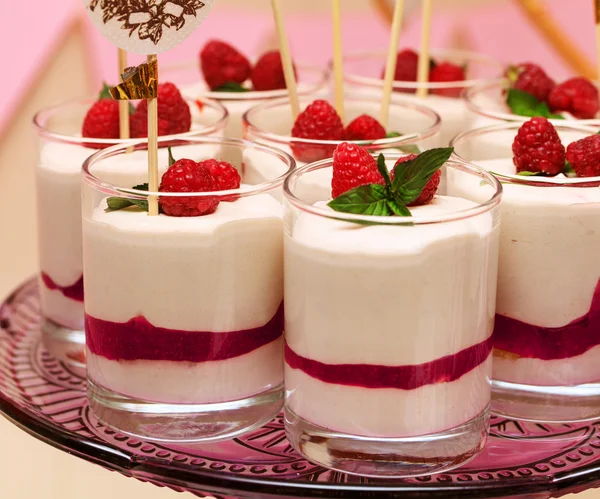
41;273;84;302
494;280;600;360
285;336;493;390
86;304;283;362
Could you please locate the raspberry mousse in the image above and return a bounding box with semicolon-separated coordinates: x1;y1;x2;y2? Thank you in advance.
342;49;502;145
283;142;502;477
83;137;294;442
34;86;227;368
243;95;441;202
451;119;600;422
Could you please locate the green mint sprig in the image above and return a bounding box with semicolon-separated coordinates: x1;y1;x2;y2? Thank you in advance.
212;82;250;93
105;148;178;213
516;162;576;178
328;148;453;217
506;88;564;120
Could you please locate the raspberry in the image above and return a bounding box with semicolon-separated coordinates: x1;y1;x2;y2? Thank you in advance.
344;114;386;141
130;82;191;138
429;62;466;98
512;117;565;175
202;159;241;190
548;77;599;119
393;154;441;205
200;40;251;90
512;63;555;102
392;49;419;82
159;159;219;216
251;51;294;91
291;100;345;162
331;142;382;198
566;135;600;177
82;99;120;141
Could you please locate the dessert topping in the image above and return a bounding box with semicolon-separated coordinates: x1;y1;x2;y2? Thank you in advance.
548;77;600;120
429;61;466;98
344;114;387;141
82;84;124;140
393;154;441;206
512;117;566;176
200;40;252;91
508;63;555;103
328;143;452;217
566;134;600;177
251;50;295;91
130;82;192;137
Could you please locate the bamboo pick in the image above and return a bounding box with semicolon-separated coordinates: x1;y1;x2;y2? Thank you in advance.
380;0;405;127
416;0;433;98
270;0;300;119
117;48;130;141
332;0;345;120
147;54;159;216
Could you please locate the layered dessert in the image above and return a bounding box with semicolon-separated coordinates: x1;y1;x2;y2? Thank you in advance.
283;143;500;475
451;119;600;396
243;95;440;203
342;49;502;146
83;140;292;441
35;84;226;352
174;39;328;140
466;62;600;125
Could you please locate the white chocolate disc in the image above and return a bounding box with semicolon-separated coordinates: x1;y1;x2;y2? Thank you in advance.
84;0;215;54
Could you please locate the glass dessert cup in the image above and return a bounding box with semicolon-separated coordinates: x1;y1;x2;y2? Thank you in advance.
33;97;227;372
465;78;600;126
451;123;600;423
342;49;503;146
164;61;330;141
82;137;294;443
282;156;502;477
244;94;441;201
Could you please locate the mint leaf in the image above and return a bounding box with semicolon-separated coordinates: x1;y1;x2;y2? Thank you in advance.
562;161;576;176
213;82;250;93
386;131;402;138
516;171;542;177
392;147;453;204
376;154;392;190
328;184;391;216
506;88;565;120
105;184;151;212
168;147;177;167
98;82;112;100
387;196;411;216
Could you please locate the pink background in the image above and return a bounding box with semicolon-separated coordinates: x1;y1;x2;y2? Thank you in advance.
1;0;597;134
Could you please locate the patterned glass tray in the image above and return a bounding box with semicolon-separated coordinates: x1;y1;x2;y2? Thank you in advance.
1;279;600;498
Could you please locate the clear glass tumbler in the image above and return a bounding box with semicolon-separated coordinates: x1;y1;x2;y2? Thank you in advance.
342;49;502;146
82;137;294;442
33;96;227;371
282;154;502;477
451;123;600;422
244;94;441;201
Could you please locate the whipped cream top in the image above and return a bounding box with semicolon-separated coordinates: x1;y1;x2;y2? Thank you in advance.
291;197;493;256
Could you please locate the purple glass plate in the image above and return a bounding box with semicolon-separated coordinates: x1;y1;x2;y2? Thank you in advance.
1;279;600;499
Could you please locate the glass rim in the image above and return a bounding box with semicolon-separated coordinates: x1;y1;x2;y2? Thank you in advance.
451;121;600;187
82;136;296;200
165;60;331;101
465;78;600;125
242;95;442;147
32;95;229;146
341;48;503;90
283;155;503;226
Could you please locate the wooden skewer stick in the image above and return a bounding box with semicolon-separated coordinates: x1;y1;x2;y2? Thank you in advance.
514;0;594;79
270;0;300;119
380;0;405;128
331;0;345;121
147;54;159;216
416;0;433;98
117;48;130;141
